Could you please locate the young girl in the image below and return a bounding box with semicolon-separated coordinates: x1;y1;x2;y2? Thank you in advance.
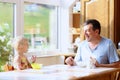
12;36;36;70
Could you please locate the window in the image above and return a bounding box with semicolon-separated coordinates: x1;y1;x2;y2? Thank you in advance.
0;0;60;56
24;2;58;52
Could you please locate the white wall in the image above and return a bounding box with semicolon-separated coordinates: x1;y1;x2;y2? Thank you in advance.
58;0;78;52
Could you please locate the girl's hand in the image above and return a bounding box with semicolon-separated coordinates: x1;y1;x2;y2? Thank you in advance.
31;55;36;63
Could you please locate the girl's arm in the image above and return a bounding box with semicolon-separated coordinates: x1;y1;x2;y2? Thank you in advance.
27;55;36;68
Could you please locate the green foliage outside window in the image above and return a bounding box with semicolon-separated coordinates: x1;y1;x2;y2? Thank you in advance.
0;25;12;71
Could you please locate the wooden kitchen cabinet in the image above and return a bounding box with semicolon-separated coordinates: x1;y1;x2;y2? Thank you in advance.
72;13;81;43
73;13;80;28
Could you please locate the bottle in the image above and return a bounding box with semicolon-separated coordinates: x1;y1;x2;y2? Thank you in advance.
9;54;13;65
118;42;120;49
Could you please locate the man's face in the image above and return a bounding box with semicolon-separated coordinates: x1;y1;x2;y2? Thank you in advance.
83;24;98;42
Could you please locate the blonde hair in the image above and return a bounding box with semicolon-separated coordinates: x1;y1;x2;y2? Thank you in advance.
12;36;28;50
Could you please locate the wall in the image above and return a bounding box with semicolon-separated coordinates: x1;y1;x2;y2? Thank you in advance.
58;0;77;52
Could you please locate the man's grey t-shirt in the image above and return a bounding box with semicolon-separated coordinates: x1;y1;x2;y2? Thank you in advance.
74;37;119;64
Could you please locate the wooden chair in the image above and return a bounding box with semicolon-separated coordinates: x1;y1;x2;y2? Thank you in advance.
116;71;120;80
117;49;120;58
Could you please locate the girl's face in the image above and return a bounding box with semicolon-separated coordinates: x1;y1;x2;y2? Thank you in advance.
18;39;29;53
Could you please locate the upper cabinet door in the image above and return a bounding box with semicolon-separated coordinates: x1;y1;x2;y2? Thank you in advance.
80;0;114;41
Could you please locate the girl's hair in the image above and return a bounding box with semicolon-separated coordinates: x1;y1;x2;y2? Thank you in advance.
12;36;28;50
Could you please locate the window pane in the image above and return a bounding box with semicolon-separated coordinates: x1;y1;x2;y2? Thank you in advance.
0;2;14;66
24;3;58;52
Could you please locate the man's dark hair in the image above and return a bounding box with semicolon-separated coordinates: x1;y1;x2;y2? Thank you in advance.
84;19;101;34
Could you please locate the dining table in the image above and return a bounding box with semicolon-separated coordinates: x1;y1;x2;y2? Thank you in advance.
0;64;120;80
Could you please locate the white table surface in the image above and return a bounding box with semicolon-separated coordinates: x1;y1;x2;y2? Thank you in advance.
0;64;118;80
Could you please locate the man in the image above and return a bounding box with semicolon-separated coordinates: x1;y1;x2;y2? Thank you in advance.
65;19;120;68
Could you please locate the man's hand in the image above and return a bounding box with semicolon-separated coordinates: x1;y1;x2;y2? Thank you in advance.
90;57;100;67
65;57;74;66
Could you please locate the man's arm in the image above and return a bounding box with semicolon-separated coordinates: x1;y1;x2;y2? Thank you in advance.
91;57;120;68
95;61;120;68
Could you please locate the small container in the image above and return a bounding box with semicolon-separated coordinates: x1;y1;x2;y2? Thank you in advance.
31;63;43;69
86;59;96;69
